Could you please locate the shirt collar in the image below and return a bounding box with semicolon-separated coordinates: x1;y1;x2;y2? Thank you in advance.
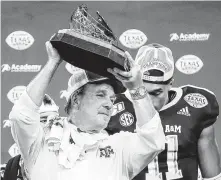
46;118;108;169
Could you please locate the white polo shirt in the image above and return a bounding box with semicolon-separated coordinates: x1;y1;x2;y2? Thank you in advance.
9;92;165;180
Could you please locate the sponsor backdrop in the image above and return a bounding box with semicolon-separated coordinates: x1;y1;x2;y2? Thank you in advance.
1;1;221;165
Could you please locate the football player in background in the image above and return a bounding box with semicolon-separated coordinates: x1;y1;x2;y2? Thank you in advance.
106;43;221;180
3;94;59;180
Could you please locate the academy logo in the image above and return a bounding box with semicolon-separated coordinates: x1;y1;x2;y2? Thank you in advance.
119;112;134;127
1;64;41;72
170;33;210;42
1;64;11;72
184;93;208;108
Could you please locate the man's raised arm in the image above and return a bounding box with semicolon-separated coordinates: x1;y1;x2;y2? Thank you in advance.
27;41;62;105
9;41;62;169
108;52;165;178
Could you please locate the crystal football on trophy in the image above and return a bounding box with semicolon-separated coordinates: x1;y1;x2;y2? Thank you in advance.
50;4;129;78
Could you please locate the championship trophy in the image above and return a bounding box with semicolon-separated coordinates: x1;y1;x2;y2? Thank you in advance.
50;4;129;78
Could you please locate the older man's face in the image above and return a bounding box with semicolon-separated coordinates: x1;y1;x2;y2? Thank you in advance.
73;83;116;132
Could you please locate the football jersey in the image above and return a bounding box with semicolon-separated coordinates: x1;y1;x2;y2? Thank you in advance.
106;85;219;180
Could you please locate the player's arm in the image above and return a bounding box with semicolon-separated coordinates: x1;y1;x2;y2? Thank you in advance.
198;123;221;180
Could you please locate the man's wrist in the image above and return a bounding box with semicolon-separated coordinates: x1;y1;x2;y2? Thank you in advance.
129;86;148;100
48;58;62;65
47;58;62;69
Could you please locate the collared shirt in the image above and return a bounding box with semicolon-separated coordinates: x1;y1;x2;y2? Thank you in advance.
9;91;165;180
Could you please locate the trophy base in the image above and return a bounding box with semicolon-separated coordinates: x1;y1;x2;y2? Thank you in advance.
50;30;127;79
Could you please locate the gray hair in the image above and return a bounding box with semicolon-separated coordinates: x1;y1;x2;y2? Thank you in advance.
64;85;86;115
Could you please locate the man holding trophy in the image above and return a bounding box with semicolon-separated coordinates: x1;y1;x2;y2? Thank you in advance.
8;5;165;180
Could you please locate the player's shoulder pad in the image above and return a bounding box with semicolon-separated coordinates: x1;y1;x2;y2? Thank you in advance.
180;85;219;127
180;84;219;116
180;84;217;99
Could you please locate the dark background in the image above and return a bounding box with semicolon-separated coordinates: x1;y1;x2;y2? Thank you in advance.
1;1;221;163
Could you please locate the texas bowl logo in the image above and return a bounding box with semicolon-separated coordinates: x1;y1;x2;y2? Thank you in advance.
7;86;26;103
119;29;147;49
184;93;208;108
175;55;203;74
5;31;34;50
